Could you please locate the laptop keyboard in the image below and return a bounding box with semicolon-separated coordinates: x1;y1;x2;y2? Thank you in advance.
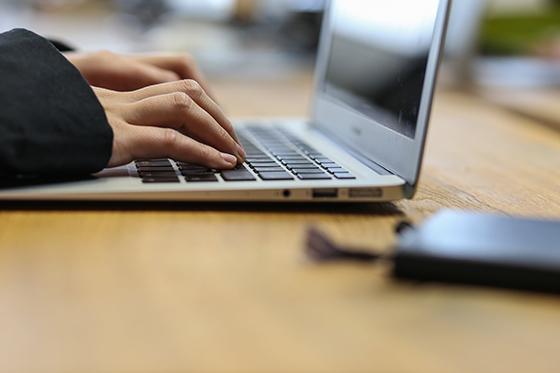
135;126;356;183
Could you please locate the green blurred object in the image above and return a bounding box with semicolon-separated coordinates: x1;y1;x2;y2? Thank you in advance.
481;7;560;56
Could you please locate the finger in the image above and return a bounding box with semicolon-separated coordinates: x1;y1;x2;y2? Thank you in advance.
92;87;115;104
122;62;180;90
130;54;217;100
123;125;238;169
93;87;131;107
123;92;244;162
129;80;242;146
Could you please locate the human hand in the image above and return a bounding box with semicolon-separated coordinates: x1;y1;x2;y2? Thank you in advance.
66;51;215;97
94;80;245;169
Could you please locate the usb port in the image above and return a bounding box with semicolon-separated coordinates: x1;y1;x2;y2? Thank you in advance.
312;188;339;199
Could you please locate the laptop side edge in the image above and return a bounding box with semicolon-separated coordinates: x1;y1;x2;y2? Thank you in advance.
309;0;452;199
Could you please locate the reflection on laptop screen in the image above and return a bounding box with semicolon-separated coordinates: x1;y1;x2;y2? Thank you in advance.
324;0;440;138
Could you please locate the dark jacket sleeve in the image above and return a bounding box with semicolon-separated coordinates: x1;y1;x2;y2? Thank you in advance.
0;29;113;178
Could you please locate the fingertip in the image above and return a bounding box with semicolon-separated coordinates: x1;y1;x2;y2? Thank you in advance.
220;153;238;168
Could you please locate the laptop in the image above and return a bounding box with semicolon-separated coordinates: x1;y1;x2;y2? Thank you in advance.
0;0;451;203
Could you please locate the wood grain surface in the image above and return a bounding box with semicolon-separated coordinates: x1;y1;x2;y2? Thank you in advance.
0;74;559;373
478;87;560;132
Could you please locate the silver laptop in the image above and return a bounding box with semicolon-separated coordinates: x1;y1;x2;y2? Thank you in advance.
0;0;451;203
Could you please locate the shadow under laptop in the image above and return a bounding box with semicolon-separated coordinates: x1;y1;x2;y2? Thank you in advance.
0;199;404;217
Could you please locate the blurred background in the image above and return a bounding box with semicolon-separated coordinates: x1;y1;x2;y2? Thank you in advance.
0;0;559;119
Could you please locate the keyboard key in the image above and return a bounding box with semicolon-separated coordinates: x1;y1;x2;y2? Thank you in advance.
291;168;324;174
246;156;273;162
276;156;307;161
137;166;175;172
142;177;180;183
179;165;211;171
241;127;351;183
285;164;316;170
253;166;285;173
334;172;356;180
138;172;178;178
281;158;312;163
259;172;294;181
285;163;318;169
179;166;213;172
221;166;256;181
319;162;339;168
306;153;324;159
245;152;268;157
247;162;279;168
298;174;332;180
185;174;219;182
181;168;216;176
181;170;215;176
282;160;315;165
248;159;278;164
325;167;347;173
271;151;301;158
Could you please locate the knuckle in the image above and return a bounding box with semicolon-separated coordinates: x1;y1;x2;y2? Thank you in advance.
181;79;203;98
162;128;178;148
171;92;193;110
181;79;198;91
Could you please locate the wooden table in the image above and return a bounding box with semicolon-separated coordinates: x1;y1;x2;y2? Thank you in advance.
1;74;560;373
478;87;560;132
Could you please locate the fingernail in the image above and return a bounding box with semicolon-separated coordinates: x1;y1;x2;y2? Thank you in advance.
221;153;237;166
237;144;246;160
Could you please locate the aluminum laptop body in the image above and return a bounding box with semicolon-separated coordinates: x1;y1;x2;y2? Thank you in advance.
0;0;451;202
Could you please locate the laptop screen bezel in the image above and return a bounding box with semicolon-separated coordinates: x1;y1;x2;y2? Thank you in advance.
310;0;451;188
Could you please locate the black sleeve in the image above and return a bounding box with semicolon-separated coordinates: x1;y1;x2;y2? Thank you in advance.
0;28;113;178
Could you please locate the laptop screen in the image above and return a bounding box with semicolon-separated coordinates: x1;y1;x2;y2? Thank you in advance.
323;0;440;139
